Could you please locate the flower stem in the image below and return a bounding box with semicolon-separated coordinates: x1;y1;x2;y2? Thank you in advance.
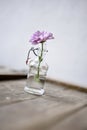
35;42;44;81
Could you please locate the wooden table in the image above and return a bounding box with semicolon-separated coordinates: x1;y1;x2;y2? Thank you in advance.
0;77;87;130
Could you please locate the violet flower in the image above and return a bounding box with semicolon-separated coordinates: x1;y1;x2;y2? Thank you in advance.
28;31;54;81
29;31;54;44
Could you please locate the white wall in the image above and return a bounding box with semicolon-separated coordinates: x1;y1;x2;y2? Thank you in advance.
0;0;87;87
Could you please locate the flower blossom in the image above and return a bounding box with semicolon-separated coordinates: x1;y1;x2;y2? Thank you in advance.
29;31;54;44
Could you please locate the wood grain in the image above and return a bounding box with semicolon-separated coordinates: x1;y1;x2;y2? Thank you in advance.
0;79;87;130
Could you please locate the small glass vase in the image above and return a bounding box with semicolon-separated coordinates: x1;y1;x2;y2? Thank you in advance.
24;43;48;95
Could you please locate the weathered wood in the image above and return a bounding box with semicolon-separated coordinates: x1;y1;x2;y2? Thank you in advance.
0;98;86;130
0;66;27;81
0;74;27;81
0;67;87;130
49;105;87;130
0;80;37;106
0;79;87;130
0;66;26;75
0;80;87;106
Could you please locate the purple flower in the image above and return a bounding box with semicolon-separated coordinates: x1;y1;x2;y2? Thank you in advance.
29;31;54;44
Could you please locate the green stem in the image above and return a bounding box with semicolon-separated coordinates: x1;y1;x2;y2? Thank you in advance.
35;42;44;81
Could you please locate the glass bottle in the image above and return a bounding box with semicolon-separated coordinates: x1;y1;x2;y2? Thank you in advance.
24;43;48;95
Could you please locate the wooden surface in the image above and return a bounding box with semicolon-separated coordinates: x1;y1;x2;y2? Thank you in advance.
0;66;27;81
0;78;87;130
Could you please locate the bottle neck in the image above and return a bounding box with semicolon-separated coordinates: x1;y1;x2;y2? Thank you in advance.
38;42;47;58
26;42;48;65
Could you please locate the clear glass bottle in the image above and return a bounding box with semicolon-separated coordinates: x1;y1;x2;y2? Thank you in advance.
24;43;48;95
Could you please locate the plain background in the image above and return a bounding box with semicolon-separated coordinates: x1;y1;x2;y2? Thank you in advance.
0;0;87;87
